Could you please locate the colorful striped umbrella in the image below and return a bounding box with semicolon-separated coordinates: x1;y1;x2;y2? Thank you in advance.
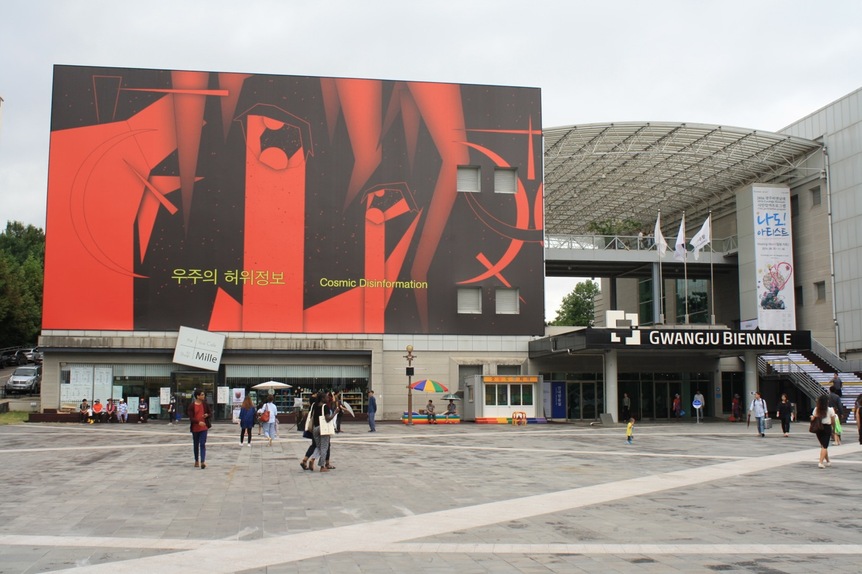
409;379;449;393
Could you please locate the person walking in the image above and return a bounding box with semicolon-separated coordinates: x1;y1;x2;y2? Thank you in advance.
367;389;377;432
238;395;256;447
187;389;212;469
827;386;844;444
672;393;681;420
776;393;793;437
811;393;836;469
137;396;149;423
257;395;278;446
167;396;177;425
855;392;862;445
831;373;843;397
626;418;635;445
310;391;339;472
299;391;319;471
748;391;768;437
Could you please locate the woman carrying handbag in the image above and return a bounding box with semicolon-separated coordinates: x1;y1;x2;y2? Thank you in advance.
309;391;339;472
810;394;836;469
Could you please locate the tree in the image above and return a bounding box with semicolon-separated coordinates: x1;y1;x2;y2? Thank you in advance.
551;281;600;326
0;222;45;347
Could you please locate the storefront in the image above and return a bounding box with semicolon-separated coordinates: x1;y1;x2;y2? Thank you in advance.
57;358;371;421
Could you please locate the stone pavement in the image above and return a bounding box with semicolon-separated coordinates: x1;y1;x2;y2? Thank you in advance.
0;418;860;573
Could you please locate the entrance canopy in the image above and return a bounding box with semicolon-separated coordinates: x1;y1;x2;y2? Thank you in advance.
543;122;822;234
530;328;812;360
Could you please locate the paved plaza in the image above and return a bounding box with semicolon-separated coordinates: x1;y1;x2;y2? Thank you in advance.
0;417;860;573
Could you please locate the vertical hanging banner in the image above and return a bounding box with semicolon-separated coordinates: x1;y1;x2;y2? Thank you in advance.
752;186;796;330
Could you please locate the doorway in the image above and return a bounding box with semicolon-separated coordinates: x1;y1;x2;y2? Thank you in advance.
173;371;217;421
566;382;604;420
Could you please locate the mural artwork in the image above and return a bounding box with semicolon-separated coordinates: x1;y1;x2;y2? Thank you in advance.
43;66;544;335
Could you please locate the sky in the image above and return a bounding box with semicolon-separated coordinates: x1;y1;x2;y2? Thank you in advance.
1;0;861;322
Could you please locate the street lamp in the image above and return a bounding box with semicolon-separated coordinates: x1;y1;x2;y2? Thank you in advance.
405;345;415;425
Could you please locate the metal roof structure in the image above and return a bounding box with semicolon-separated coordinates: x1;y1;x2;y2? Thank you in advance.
543;122;822;235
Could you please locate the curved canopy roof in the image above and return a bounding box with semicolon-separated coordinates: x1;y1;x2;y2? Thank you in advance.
543;122;822;235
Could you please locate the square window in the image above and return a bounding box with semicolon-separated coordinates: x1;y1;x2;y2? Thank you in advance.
457;166;480;193
495;288;519;314
815;281;826;301
810;186;821;206
494;168;517;194
457;287;482;314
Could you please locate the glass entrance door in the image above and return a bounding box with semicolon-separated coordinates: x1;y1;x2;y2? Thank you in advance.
173;371;217;421
566;382;603;421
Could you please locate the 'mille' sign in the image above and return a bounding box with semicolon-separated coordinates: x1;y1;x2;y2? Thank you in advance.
173;326;226;371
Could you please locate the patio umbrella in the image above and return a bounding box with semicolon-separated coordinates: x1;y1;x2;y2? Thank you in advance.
441;393;460;400
410;379;448;393
252;381;292;391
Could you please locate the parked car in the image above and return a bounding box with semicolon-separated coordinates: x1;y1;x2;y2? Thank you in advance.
0;350;27;367
22;347;41;363
6;365;42;395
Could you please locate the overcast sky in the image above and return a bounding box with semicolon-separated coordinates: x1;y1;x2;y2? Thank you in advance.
2;0;860;321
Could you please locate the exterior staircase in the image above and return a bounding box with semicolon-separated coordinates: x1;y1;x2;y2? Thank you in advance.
759;351;862;424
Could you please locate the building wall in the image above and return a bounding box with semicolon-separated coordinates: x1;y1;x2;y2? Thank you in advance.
781;88;862;359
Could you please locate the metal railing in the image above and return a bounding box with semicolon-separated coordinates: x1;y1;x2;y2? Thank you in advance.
757;354;826;403
545;234;738;254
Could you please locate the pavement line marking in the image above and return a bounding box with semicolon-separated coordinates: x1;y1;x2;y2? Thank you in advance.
41;443;862;573
385;543;862;555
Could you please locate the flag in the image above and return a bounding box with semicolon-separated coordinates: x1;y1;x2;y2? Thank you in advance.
654;213;667;258
673;215;686;262
690;214;711;260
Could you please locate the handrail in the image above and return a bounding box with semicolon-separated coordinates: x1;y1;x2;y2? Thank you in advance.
757;354;826;402
545;233;737;254
811;338;862;372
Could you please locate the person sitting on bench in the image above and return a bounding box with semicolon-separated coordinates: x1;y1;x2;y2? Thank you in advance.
426;400;437;424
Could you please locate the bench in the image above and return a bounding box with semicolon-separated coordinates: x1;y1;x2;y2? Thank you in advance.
401;412;460;424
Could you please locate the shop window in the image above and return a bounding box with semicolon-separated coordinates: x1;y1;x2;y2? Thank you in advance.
457;287;482;314
457;166;480;193
495;287;519;314
510;383;534;406
484;384;509;406
494;167;517;194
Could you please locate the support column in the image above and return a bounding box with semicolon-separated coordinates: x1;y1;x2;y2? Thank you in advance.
605;349;618;423
652;262;663;324
744;350;758;412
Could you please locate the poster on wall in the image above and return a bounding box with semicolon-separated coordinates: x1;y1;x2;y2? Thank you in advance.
41;65;545;336
752;186;796;330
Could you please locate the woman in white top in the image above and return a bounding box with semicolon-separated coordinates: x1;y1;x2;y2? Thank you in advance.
257;395;278;446
811;393;836;469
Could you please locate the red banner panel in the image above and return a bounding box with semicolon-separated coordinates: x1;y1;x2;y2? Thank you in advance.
44;66;544;335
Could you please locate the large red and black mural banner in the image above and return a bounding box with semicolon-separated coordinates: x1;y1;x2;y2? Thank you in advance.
43;66;544;335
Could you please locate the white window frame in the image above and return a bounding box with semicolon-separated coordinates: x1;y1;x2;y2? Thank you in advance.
457;166;481;193
457;287;482;314
495;287;520;314
494;167;517;194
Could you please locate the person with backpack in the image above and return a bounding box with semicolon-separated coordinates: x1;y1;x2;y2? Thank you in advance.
748;391;768;437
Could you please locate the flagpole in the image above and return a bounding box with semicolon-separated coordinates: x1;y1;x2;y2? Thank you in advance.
683;212;689;324
709;211;715;326
657;211;664;324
